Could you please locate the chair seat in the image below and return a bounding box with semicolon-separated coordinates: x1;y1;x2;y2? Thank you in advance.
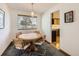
15;46;23;50
13;38;30;50
23;43;30;50
34;40;45;45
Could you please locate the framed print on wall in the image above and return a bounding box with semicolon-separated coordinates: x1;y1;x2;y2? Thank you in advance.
64;11;74;23
0;9;5;29
17;15;37;30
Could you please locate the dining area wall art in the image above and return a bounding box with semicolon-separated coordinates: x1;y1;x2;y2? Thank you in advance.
17;15;37;30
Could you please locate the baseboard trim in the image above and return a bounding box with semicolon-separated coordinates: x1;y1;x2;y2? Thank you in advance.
59;49;70;56
45;40;70;56
1;41;13;56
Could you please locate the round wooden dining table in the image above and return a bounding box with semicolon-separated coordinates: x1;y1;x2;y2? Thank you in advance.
18;32;43;51
19;32;42;41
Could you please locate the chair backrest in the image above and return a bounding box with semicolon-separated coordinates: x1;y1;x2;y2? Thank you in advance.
16;32;22;38
13;39;23;49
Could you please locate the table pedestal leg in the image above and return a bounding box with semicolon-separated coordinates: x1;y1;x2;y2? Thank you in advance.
26;42;38;52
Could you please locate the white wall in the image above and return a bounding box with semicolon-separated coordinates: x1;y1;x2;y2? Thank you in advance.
42;11;52;43
0;3;11;55
9;9;42;38
42;3;79;55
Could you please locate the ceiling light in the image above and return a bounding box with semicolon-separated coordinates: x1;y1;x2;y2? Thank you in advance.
31;3;34;17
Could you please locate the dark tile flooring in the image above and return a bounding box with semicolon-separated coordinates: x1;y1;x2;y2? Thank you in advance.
2;42;68;56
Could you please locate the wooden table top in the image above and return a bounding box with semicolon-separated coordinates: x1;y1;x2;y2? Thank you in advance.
18;32;42;41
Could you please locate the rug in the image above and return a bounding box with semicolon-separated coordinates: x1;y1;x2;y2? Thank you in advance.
2;42;67;56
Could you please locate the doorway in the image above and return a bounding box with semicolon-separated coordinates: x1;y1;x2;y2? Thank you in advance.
51;11;60;49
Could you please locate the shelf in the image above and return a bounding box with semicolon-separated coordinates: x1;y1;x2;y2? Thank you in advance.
52;18;60;19
52;25;60;31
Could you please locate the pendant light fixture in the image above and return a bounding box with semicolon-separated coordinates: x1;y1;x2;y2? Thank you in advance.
31;3;34;17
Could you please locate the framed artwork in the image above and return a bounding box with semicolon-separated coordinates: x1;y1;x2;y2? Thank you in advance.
64;11;73;23
0;9;5;29
17;15;37;30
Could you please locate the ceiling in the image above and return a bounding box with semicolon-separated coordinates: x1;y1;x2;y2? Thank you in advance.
7;3;57;14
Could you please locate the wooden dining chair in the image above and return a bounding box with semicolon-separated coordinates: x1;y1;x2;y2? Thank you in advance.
34;35;46;45
13;32;31;50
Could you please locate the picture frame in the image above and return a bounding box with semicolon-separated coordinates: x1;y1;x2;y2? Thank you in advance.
0;9;5;29
64;11;73;23
17;15;37;30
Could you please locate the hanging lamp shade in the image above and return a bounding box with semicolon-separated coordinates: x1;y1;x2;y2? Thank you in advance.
31;3;34;17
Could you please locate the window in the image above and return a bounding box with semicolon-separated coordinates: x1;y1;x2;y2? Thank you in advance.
0;9;5;29
17;15;37;30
